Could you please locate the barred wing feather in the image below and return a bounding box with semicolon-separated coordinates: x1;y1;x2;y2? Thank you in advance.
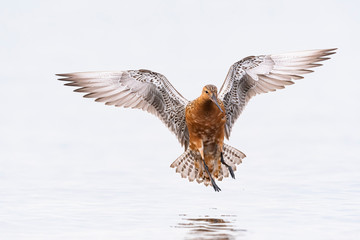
219;48;336;138
57;70;190;148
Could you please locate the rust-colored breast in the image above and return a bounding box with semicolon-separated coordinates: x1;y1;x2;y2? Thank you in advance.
185;97;226;143
185;96;226;177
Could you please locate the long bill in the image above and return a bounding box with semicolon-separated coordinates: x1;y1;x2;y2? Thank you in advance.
211;94;223;113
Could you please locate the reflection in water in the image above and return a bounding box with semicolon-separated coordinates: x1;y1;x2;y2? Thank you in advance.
174;213;246;240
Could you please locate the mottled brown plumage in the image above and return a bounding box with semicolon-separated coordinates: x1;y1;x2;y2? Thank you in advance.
185;85;226;189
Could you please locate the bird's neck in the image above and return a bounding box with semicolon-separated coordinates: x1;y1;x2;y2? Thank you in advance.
196;96;218;113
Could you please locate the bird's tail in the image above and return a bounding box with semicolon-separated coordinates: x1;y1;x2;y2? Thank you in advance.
170;148;198;182
170;143;246;186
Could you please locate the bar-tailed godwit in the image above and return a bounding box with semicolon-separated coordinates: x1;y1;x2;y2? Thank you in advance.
57;48;336;191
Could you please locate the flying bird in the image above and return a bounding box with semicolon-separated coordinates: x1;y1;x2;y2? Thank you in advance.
57;48;336;192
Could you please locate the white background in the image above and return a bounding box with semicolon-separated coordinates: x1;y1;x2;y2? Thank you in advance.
1;1;359;239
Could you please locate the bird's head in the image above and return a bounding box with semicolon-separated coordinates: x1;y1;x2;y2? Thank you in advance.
201;84;223;112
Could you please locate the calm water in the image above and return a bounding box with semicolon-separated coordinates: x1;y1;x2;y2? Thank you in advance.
1;132;359;240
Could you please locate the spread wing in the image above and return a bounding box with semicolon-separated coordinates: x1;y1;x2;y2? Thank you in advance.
219;48;337;138
57;70;190;149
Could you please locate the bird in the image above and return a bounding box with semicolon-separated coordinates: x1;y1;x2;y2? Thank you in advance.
57;48;336;192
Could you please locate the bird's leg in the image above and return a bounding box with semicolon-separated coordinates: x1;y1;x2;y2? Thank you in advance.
221;152;235;179
202;158;221;192
199;142;204;160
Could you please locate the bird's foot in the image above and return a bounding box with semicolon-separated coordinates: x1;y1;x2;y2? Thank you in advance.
210;178;222;192
221;152;235;179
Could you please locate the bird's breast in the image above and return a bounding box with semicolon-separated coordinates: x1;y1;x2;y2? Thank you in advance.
185;99;226;141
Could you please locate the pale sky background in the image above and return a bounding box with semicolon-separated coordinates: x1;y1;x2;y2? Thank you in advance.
1;0;360;239
1;0;359;161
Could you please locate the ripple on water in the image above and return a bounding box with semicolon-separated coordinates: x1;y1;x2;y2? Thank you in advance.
174;214;246;240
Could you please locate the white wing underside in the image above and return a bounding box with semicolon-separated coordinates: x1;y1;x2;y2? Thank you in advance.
219;48;337;138
57;70;190;148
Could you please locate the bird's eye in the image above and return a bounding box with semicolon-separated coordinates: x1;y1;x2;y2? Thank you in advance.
205;90;209;94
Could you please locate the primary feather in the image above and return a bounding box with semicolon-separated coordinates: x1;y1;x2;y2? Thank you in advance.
219;48;336;138
57;70;190;148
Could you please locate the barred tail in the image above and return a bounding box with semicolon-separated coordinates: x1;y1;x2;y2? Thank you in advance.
170;148;198;182
218;143;246;180
170;144;246;185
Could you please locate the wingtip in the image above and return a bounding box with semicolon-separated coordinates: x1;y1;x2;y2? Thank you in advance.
321;48;337;56
56;73;73;81
56;73;69;77
58;78;71;81
325;48;338;52
317;57;331;62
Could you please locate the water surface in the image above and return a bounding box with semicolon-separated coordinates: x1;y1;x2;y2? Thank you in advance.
1;135;359;239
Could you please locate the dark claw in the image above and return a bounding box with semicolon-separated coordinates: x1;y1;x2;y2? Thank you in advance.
221;152;235;179
202;159;221;192
211;179;222;192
